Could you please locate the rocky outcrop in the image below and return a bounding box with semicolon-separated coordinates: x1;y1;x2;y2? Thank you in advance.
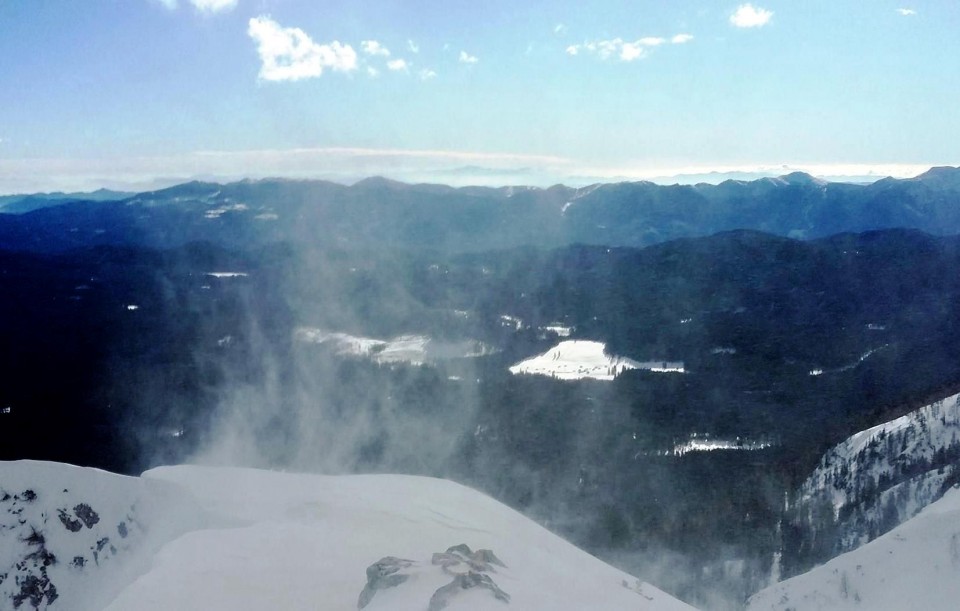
358;544;510;610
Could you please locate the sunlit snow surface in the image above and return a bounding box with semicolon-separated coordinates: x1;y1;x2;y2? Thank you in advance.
205;272;249;278
667;435;772;457
0;461;697;611
509;340;684;381
748;485;960;611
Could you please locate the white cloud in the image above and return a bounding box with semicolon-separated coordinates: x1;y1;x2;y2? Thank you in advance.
554;23;567;35
386;58;408;71
619;42;647;61
419;69;437;81
897;8;917;16
247;16;357;82
189;0;237;12
671;33;694;44
367;66;380;78
567;36;670;62
361;40;390;57
730;4;773;28
407;39;420;53
637;36;666;47
459;51;479;64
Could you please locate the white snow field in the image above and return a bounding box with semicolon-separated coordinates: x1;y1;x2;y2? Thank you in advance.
509;340;684;381
748;484;960;611
1;460;696;611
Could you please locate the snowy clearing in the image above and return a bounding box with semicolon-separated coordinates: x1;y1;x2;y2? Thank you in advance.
509;340;684;381
667;434;773;457
204;272;249;278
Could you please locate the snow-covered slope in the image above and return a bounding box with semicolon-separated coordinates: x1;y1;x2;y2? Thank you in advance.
788;392;960;557
509;340;684;381
749;484;960;611
1;461;696;611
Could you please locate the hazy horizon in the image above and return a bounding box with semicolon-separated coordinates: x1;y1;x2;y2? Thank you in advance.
2;1;958;193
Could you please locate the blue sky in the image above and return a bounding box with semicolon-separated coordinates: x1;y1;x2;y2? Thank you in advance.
1;0;958;192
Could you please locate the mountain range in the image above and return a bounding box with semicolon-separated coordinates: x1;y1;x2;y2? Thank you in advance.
1;167;959;254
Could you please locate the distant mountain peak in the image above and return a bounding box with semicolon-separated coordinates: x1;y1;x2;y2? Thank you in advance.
352;176;409;190
777;171;828;186
913;165;960;187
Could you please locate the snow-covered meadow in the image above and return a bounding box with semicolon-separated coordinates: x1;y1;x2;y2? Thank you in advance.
509;340;684;381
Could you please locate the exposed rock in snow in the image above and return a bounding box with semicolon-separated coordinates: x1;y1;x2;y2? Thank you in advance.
509;340;684;381
358;544;511;610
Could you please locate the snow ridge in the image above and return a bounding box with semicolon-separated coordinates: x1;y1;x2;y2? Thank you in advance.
1;461;697;611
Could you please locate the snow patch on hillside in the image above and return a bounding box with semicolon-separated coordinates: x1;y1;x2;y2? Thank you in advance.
509;340;684;381
539;323;573;337
294;327;494;365
667;434;773;457
205;272;249;278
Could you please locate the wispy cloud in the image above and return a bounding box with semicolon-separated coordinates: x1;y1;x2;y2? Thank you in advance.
730;4;773;28
566;35;682;62
419;69;437;81
619;41;648;61
554;23;567;35
360;40;391;57
459;51;479;64
247;16;357;82
407;39;420;53
155;0;237;12
386;58;408;71
189;0;237;12
367;66;379;78
897;8;917;16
